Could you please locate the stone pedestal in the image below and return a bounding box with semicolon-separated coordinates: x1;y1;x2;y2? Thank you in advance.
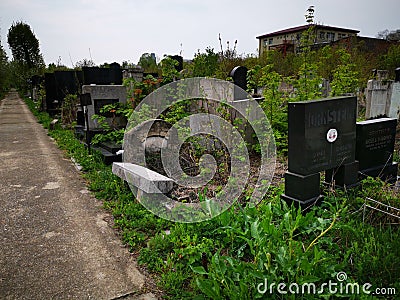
281;172;321;207
325;161;359;188
358;162;398;184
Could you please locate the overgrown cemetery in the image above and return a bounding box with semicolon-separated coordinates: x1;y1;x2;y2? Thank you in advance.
1;18;400;299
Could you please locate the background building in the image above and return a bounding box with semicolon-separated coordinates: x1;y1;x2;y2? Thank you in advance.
257;24;360;56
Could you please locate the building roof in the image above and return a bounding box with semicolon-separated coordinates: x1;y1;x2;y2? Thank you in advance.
256;24;360;39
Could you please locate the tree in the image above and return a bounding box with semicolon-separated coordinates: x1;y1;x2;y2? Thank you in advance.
0;38;10;95
160;56;180;84
7;21;44;91
330;49;359;96
138;53;158;73
294;7;321;101
190;47;219;77
377;29;400;41
7;21;44;69
377;29;390;40
47;62;69;73
387;29;400;41
74;58;96;69
380;44;400;77
121;60;136;69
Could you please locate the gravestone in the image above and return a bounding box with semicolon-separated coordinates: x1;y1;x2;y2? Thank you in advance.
169;55;184;72
188;79;258;145
230;66;248;99
109;62;120;69
282;96;358;207
395;67;400;82
30;75;43;102
356;117;398;183
123;66;144;82
76;91;90;128
44;73;58;111
54;70;82;95
321;79;331;98
123;119;178;174
388;67;400;119
54;70;83;102
81;85;127;130
44;71;83;114
80;85;126;164
365;79;392;118
76;110;85;126
82;66;122;85
365;69;394;119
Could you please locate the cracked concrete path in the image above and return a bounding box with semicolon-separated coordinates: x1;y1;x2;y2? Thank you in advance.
0;91;156;300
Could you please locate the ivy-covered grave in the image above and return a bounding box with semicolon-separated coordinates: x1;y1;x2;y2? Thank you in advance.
81;84;129;163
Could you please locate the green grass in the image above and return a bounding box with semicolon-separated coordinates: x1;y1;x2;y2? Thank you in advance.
24;95;400;299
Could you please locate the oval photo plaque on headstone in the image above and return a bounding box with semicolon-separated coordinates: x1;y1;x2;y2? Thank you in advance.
326;128;338;143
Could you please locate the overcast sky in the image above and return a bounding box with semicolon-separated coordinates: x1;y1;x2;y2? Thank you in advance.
1;0;399;67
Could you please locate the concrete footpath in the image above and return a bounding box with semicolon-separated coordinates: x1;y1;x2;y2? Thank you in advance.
0;91;157;299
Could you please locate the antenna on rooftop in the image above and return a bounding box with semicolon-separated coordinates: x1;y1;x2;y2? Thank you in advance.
89;48;93;62
305;5;315;24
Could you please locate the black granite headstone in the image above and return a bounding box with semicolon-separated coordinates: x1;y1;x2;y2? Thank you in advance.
80;93;92;106
45;71;83;113
288;96;357;175
169;55;184;72
82;67;122;85
395;67;400;82
356;117;398;183
282;96;358;207
54;70;82;100
76;110;85;126
44;72;58;110
230;66;248;91
31;75;43;86
110;62;121;69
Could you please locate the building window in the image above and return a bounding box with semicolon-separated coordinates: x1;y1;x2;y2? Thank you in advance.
327;32;335;41
268;38;273;45
263;39;268;47
320;31;325;40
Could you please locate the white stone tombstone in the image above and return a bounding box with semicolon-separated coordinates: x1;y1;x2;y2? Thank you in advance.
32;87;38;102
388;81;400;119
365;79;393;119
